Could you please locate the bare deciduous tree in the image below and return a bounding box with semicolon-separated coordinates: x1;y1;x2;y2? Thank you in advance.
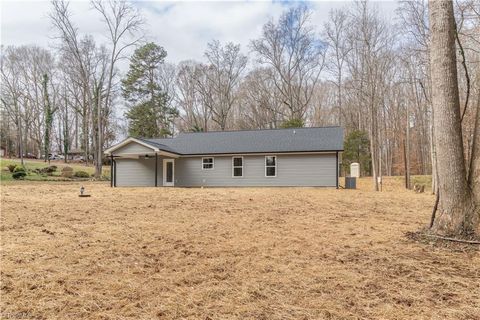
175;60;210;132
252;5;326;122
198;40;247;130
324;9;351;126
236;67;283;129
1;47;25;165
91;0;144;177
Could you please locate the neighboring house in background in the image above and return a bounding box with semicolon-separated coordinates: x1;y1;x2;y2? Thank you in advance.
104;126;344;188
66;149;85;161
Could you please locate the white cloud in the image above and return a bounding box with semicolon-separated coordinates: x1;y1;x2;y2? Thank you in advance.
136;1;286;64
1;1;101;48
1;0;399;69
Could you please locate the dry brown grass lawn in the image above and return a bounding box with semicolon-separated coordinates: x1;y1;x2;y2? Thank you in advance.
1;178;479;319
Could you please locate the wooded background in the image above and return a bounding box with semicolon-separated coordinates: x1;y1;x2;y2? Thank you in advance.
1;0;479;186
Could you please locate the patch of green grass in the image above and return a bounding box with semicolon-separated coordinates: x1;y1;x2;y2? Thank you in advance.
0;158;110;184
1;169;14;182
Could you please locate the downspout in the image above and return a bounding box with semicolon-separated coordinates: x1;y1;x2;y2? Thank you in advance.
336;151;339;189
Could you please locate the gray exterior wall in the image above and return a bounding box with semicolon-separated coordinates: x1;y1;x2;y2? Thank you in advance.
112;143;337;187
113;143;154;155
115;156;165;187
174;153;337;187
112;142;165;187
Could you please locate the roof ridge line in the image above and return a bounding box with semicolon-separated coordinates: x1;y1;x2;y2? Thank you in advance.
176;126;342;135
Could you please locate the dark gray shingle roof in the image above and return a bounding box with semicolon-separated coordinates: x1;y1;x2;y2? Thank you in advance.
140;126;343;155
136;139;179;154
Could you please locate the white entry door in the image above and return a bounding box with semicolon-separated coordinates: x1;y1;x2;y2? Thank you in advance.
163;159;175;186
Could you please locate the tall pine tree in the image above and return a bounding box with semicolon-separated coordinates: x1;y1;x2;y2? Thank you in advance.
122;43;177;138
42;74;56;162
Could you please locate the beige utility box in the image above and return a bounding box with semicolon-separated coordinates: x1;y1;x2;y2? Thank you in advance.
350;162;360;178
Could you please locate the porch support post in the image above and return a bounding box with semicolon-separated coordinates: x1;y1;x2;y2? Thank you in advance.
155;153;158;187
336;151;339;189
110;155;113;187
113;159;117;187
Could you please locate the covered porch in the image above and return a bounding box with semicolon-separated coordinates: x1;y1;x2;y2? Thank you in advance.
105;138;180;187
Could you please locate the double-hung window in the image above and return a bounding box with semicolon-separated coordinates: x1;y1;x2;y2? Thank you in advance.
202;157;214;170
232;157;243;177
265;156;276;177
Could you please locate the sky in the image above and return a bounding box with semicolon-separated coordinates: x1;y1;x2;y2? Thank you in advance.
1;0;400;70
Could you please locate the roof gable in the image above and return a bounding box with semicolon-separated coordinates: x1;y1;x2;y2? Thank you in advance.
111;140;156;155
104;137;157;155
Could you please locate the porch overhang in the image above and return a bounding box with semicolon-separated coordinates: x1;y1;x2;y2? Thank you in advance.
109;151;180;159
104;137;180;158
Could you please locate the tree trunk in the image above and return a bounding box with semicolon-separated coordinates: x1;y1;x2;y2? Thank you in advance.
16;109;24;166
63;94;69;164
369;105;379;192
468;80;480;217
405;104;411;189
430;118;437;194
75;110;79;149
82;88;89;166
370;130;378;191
95;83;103;178
428;0;477;236
23;114;29;158
403;140;409;189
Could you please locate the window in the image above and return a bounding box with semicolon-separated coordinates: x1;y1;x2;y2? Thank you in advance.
202;157;214;170
232;157;243;177
265;156;276;177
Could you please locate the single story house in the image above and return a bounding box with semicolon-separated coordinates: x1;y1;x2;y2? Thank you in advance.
104;126;343;188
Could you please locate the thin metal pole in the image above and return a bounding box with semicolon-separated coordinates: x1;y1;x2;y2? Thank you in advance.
336;151;339;189
113;160;117;187
155;153;158;187
110;155;113;187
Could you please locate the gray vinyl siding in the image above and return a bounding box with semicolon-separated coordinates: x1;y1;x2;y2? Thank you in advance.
174;154;336;187
115;157;164;187
114;151;336;187
113;142;154;155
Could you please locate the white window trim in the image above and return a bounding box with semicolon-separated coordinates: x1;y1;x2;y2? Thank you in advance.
265;155;277;177
163;159;175;187
232;156;244;178
202;157;214;170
